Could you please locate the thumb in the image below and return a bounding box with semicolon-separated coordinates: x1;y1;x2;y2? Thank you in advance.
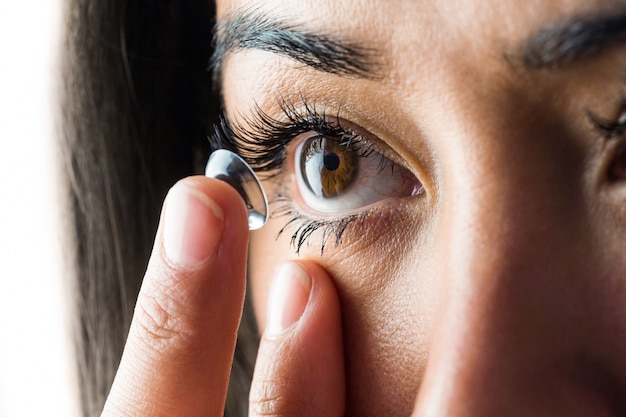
249;261;345;417
102;176;249;417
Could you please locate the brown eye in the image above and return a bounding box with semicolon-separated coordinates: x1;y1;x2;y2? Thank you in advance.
609;146;626;180
293;132;422;214
299;136;358;198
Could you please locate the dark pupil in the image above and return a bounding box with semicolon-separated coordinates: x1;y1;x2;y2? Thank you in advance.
323;152;340;171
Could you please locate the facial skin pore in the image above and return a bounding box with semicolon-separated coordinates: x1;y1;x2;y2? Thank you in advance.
217;0;626;415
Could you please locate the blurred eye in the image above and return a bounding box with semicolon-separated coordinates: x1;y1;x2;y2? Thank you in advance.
293;134;422;214
588;102;626;181
609;146;626;180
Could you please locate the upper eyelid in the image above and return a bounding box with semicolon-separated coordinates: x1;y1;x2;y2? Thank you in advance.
212;97;358;168
267;97;408;164
211;96;422;192
586;100;626;140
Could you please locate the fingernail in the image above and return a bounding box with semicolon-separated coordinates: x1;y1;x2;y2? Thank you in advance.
163;183;224;268
266;262;312;336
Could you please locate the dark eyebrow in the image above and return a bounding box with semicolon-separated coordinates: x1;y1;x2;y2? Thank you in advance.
210;10;377;83
523;8;626;70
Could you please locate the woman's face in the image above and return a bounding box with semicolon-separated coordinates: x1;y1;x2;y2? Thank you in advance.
217;0;626;414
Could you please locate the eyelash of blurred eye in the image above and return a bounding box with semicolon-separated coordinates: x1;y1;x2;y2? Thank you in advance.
588;99;626;139
208;97;379;254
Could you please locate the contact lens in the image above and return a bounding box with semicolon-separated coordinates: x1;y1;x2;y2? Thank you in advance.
205;149;269;230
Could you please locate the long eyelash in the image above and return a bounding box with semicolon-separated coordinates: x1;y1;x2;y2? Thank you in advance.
209;97;352;177
272;189;367;255
588;99;626;140
208;96;376;253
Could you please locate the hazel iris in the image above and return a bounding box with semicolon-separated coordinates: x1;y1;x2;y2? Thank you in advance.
300;136;358;198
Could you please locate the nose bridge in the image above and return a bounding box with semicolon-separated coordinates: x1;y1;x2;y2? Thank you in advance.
444;144;558;283
437;133;564;358
438;117;570;289
414;121;597;415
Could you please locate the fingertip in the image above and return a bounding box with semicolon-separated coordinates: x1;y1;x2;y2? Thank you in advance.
175;175;249;231
160;176;249;268
262;259;340;338
162;181;224;268
265;262;312;336
290;260;343;346
251;260;345;417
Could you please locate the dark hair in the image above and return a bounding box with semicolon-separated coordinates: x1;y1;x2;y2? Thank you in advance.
61;1;257;415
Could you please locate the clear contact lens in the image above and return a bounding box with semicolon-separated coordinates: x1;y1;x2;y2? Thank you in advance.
205;149;269;230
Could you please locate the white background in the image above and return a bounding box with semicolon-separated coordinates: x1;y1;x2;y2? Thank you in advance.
0;0;80;416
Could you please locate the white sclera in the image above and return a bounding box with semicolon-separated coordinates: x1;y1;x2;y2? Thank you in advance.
205;149;269;230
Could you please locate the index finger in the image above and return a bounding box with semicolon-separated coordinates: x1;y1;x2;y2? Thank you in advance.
102;176;249;417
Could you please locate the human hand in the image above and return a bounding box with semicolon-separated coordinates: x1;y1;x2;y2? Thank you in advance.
100;176;249;416
101;176;345;417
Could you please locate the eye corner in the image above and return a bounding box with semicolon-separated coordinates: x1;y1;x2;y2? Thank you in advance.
607;143;626;182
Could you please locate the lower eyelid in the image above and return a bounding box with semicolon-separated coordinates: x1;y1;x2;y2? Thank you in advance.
274;195;422;258
269;193;364;255
268;172;426;255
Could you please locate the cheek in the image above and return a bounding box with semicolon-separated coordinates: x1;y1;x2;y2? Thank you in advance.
248;199;442;415
322;222;441;415
248;200;427;331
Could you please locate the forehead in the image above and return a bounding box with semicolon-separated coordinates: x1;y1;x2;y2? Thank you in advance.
214;0;624;98
215;0;617;50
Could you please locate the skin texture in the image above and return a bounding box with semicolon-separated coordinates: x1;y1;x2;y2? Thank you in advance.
222;0;626;415
102;178;346;417
103;0;626;416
